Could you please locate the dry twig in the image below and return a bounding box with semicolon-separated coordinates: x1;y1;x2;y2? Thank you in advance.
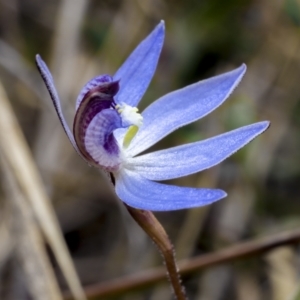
63;227;300;299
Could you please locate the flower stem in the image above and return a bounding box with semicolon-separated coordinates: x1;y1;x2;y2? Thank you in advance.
125;204;187;300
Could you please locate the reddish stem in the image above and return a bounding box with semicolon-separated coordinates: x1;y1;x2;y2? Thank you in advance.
125;204;187;300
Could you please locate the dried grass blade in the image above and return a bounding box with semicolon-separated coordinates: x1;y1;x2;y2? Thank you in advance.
1;155;63;300
0;81;86;300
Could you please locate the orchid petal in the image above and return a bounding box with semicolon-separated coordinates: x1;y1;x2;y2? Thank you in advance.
126;121;270;181
75;75;113;110
35;55;81;156
127;64;246;157
84;109;122;171
113;21;165;107
115;169;226;211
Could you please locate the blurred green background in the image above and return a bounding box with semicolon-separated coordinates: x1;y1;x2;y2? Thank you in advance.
0;0;300;299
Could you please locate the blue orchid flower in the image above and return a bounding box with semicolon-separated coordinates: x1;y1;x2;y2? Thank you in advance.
36;21;269;211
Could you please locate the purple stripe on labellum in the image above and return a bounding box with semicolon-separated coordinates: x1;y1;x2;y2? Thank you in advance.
76;74;114;110
84;108;123;171
73;80;120;164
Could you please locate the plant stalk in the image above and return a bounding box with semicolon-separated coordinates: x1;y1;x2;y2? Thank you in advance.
125;204;187;300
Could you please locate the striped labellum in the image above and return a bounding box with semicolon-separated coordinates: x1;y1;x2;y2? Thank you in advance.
73;78;123;171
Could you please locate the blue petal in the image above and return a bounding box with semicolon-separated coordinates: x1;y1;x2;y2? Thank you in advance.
115;169;226;211
35;54;82;155
84;109;122;171
75;75;113;110
113;21;165;107
127;64;247;157
126;121;270;181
